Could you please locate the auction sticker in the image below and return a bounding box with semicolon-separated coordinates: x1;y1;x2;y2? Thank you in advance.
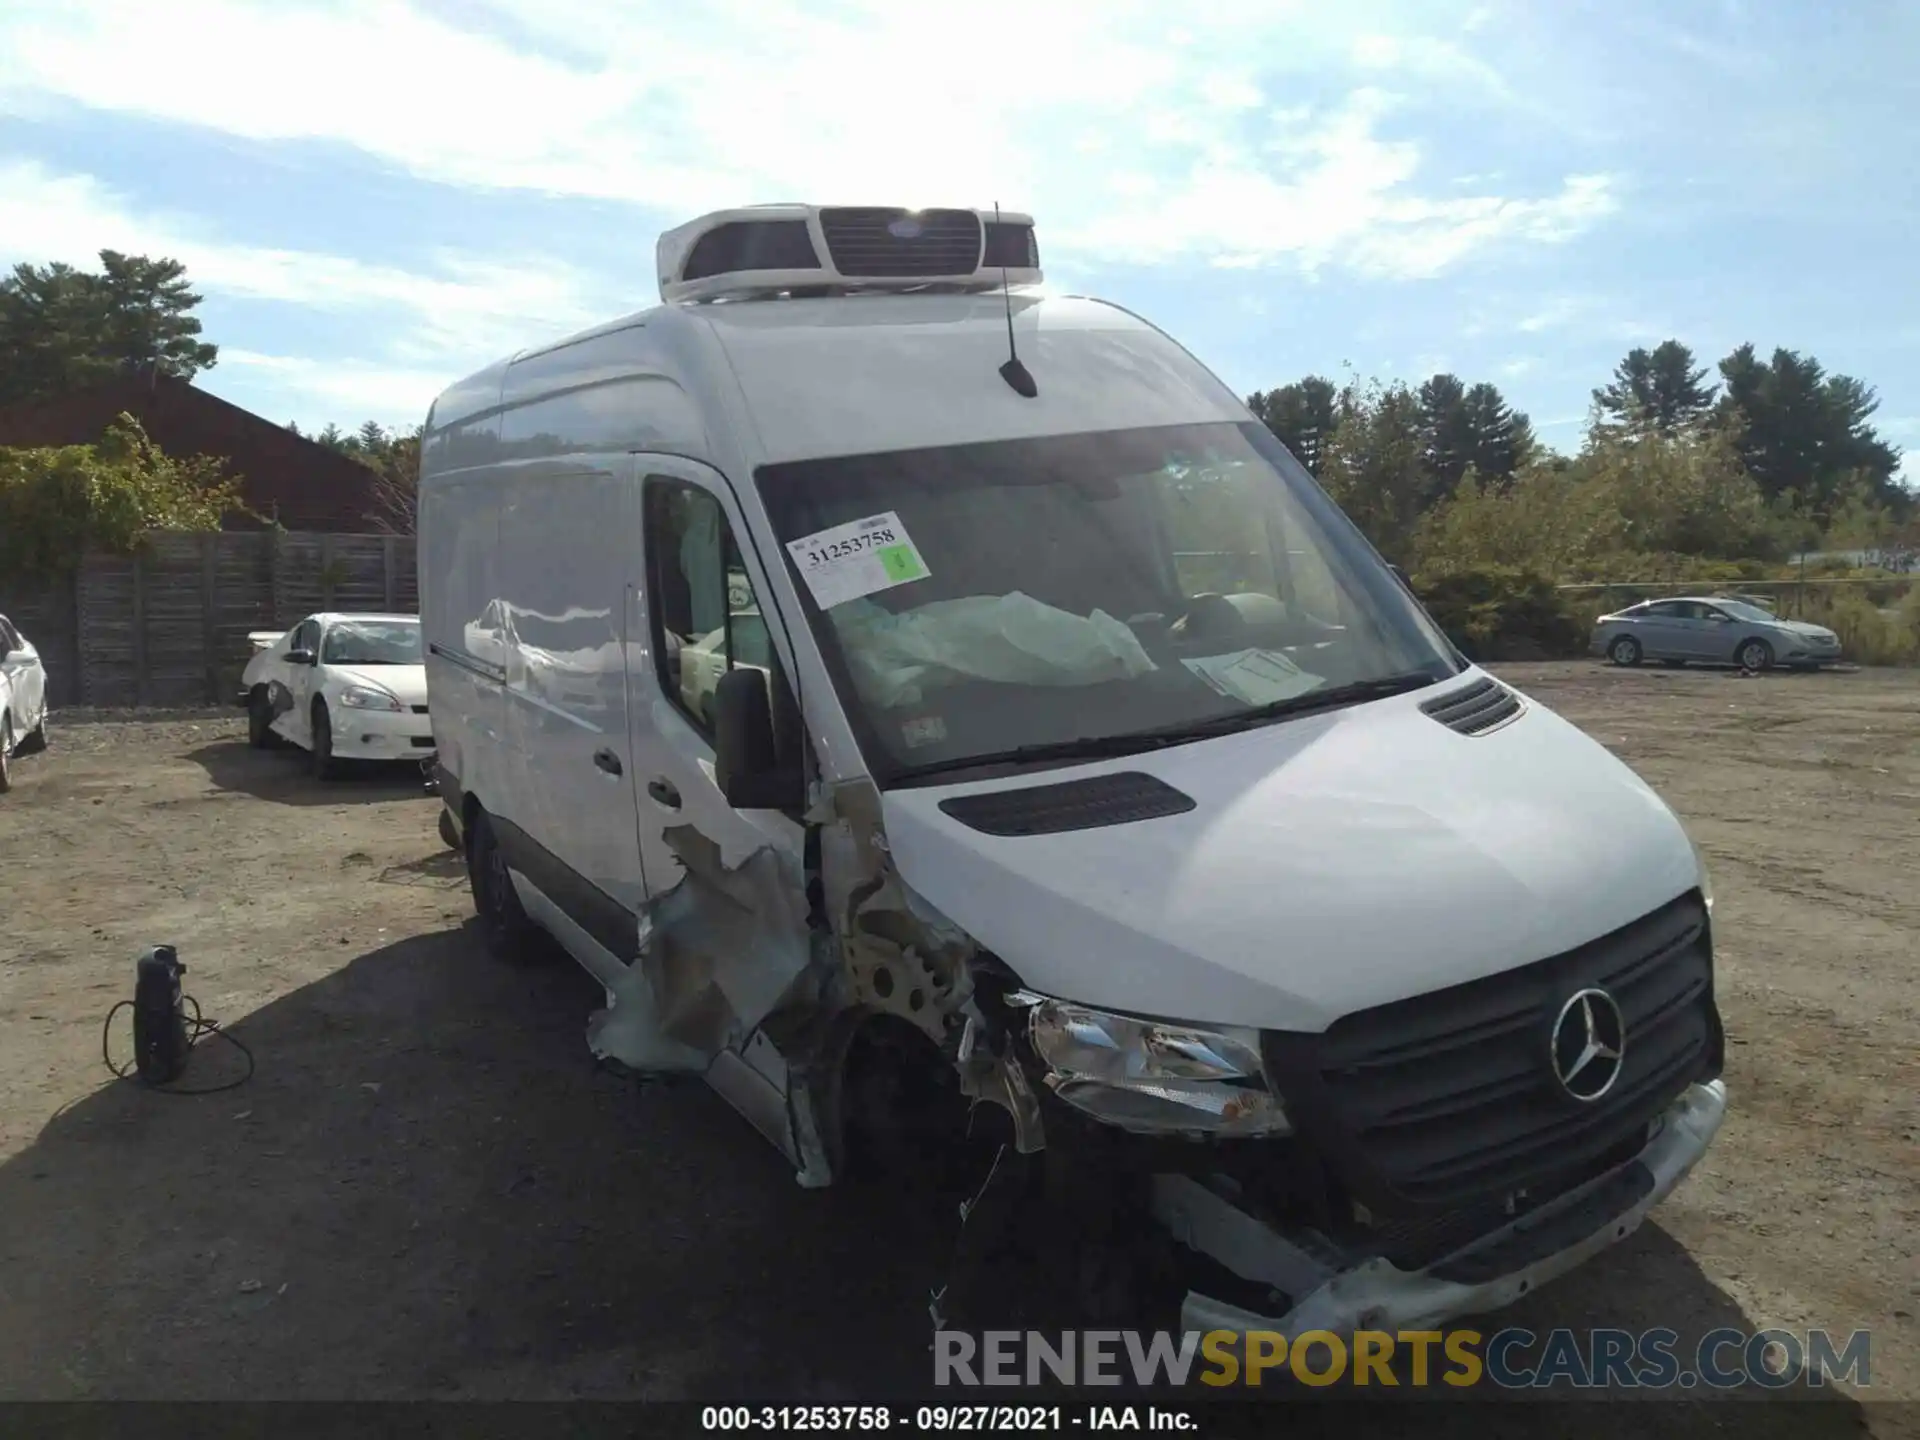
785;511;930;609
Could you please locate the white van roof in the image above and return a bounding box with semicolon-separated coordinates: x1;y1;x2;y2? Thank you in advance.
423;290;1247;475
703;291;1246;461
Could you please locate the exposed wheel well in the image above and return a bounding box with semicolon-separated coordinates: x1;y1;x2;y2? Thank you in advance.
829;1011;1005;1192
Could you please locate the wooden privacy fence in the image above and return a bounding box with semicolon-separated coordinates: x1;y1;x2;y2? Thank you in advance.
0;530;417;709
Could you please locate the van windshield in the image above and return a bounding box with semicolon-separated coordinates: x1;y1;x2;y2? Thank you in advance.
755;421;1461;783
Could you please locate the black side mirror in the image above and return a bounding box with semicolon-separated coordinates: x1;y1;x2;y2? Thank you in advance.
713;667;804;810
287;648;316;666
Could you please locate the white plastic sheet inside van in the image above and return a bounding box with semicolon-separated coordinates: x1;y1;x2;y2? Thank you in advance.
830;592;1157;709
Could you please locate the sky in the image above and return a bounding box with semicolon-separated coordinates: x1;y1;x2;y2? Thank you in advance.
0;0;1915;469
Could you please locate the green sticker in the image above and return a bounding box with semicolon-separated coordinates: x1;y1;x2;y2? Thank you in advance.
878;543;927;583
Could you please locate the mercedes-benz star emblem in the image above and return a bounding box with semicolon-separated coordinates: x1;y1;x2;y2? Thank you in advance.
1550;987;1626;1102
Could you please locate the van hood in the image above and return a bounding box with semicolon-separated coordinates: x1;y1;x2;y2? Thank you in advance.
879;674;1700;1032
327;663;428;706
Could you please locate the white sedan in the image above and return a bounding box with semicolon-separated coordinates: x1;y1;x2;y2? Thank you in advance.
0;612;50;795
238;612;433;779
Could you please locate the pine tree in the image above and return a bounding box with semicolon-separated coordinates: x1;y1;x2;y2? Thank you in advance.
1714;344;1903;511
1247;376;1339;474
1593;341;1718;434
0;252;217;406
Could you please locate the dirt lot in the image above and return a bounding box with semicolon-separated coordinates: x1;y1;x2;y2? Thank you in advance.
0;664;1915;1432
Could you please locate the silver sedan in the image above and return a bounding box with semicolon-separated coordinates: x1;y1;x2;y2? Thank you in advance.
1590;597;1842;671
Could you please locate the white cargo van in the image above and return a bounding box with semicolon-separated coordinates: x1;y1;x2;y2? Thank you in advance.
419;204;1727;1337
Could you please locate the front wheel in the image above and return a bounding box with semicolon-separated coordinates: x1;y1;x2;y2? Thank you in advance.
1609;635;1643;667
465;807;543;962
1736;638;1773;672
247;688;275;749
0;716;13;794
310;701;341;780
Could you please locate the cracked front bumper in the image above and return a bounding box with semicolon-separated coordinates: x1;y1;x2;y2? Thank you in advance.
1175;1079;1728;1337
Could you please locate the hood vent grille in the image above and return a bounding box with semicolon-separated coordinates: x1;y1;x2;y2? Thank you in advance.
1419;676;1523;736
938;771;1196;837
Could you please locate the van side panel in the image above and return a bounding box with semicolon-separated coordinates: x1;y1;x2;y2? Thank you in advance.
418;470;505;819
494;457;648;964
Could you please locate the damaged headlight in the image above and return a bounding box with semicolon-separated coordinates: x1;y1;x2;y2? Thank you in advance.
1011;993;1291;1138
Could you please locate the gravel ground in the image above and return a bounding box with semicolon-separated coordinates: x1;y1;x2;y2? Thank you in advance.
0;662;1914;1435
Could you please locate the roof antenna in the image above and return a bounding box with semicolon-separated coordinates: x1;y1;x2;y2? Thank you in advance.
993;202;1037;398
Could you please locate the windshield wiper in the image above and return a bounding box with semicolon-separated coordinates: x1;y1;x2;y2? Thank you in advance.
1154;669;1442;740
895;670;1442;784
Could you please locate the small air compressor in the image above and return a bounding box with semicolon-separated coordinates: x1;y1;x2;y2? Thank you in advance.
131;944;191;1085
104;944;254;1094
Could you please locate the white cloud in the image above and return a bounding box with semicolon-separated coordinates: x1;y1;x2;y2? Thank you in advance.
0;0;1618;280
0;0;1634;422
1515;296;1588;333
0;159;612;364
1062;90;1616;277
217;350;449;429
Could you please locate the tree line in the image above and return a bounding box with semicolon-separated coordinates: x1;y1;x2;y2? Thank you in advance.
285;419;422;533
1246;339;1911;577
1254;341;1904;523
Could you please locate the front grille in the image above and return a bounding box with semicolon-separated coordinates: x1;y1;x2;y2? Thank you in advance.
818;207;983;277
1263;893;1719;1216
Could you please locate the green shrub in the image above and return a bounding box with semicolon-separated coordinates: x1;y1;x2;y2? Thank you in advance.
1791;586;1920;666
1411;566;1587;662
0;412;247;582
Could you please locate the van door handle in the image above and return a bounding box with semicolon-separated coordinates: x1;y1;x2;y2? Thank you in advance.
593;748;623;776
646;778;681;809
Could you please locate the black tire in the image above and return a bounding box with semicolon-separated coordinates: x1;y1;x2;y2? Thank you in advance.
465;807;543;962
247;688;275;749
437;807;460;851
1736;637;1773;672
16;714;46;754
1608;635;1642;667
310;700;341;780
0;716;13;795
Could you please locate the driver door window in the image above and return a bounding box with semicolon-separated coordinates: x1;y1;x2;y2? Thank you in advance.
644;481;768;739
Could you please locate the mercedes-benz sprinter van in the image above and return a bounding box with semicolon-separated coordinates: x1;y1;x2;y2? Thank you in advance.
418;203;1726;1338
